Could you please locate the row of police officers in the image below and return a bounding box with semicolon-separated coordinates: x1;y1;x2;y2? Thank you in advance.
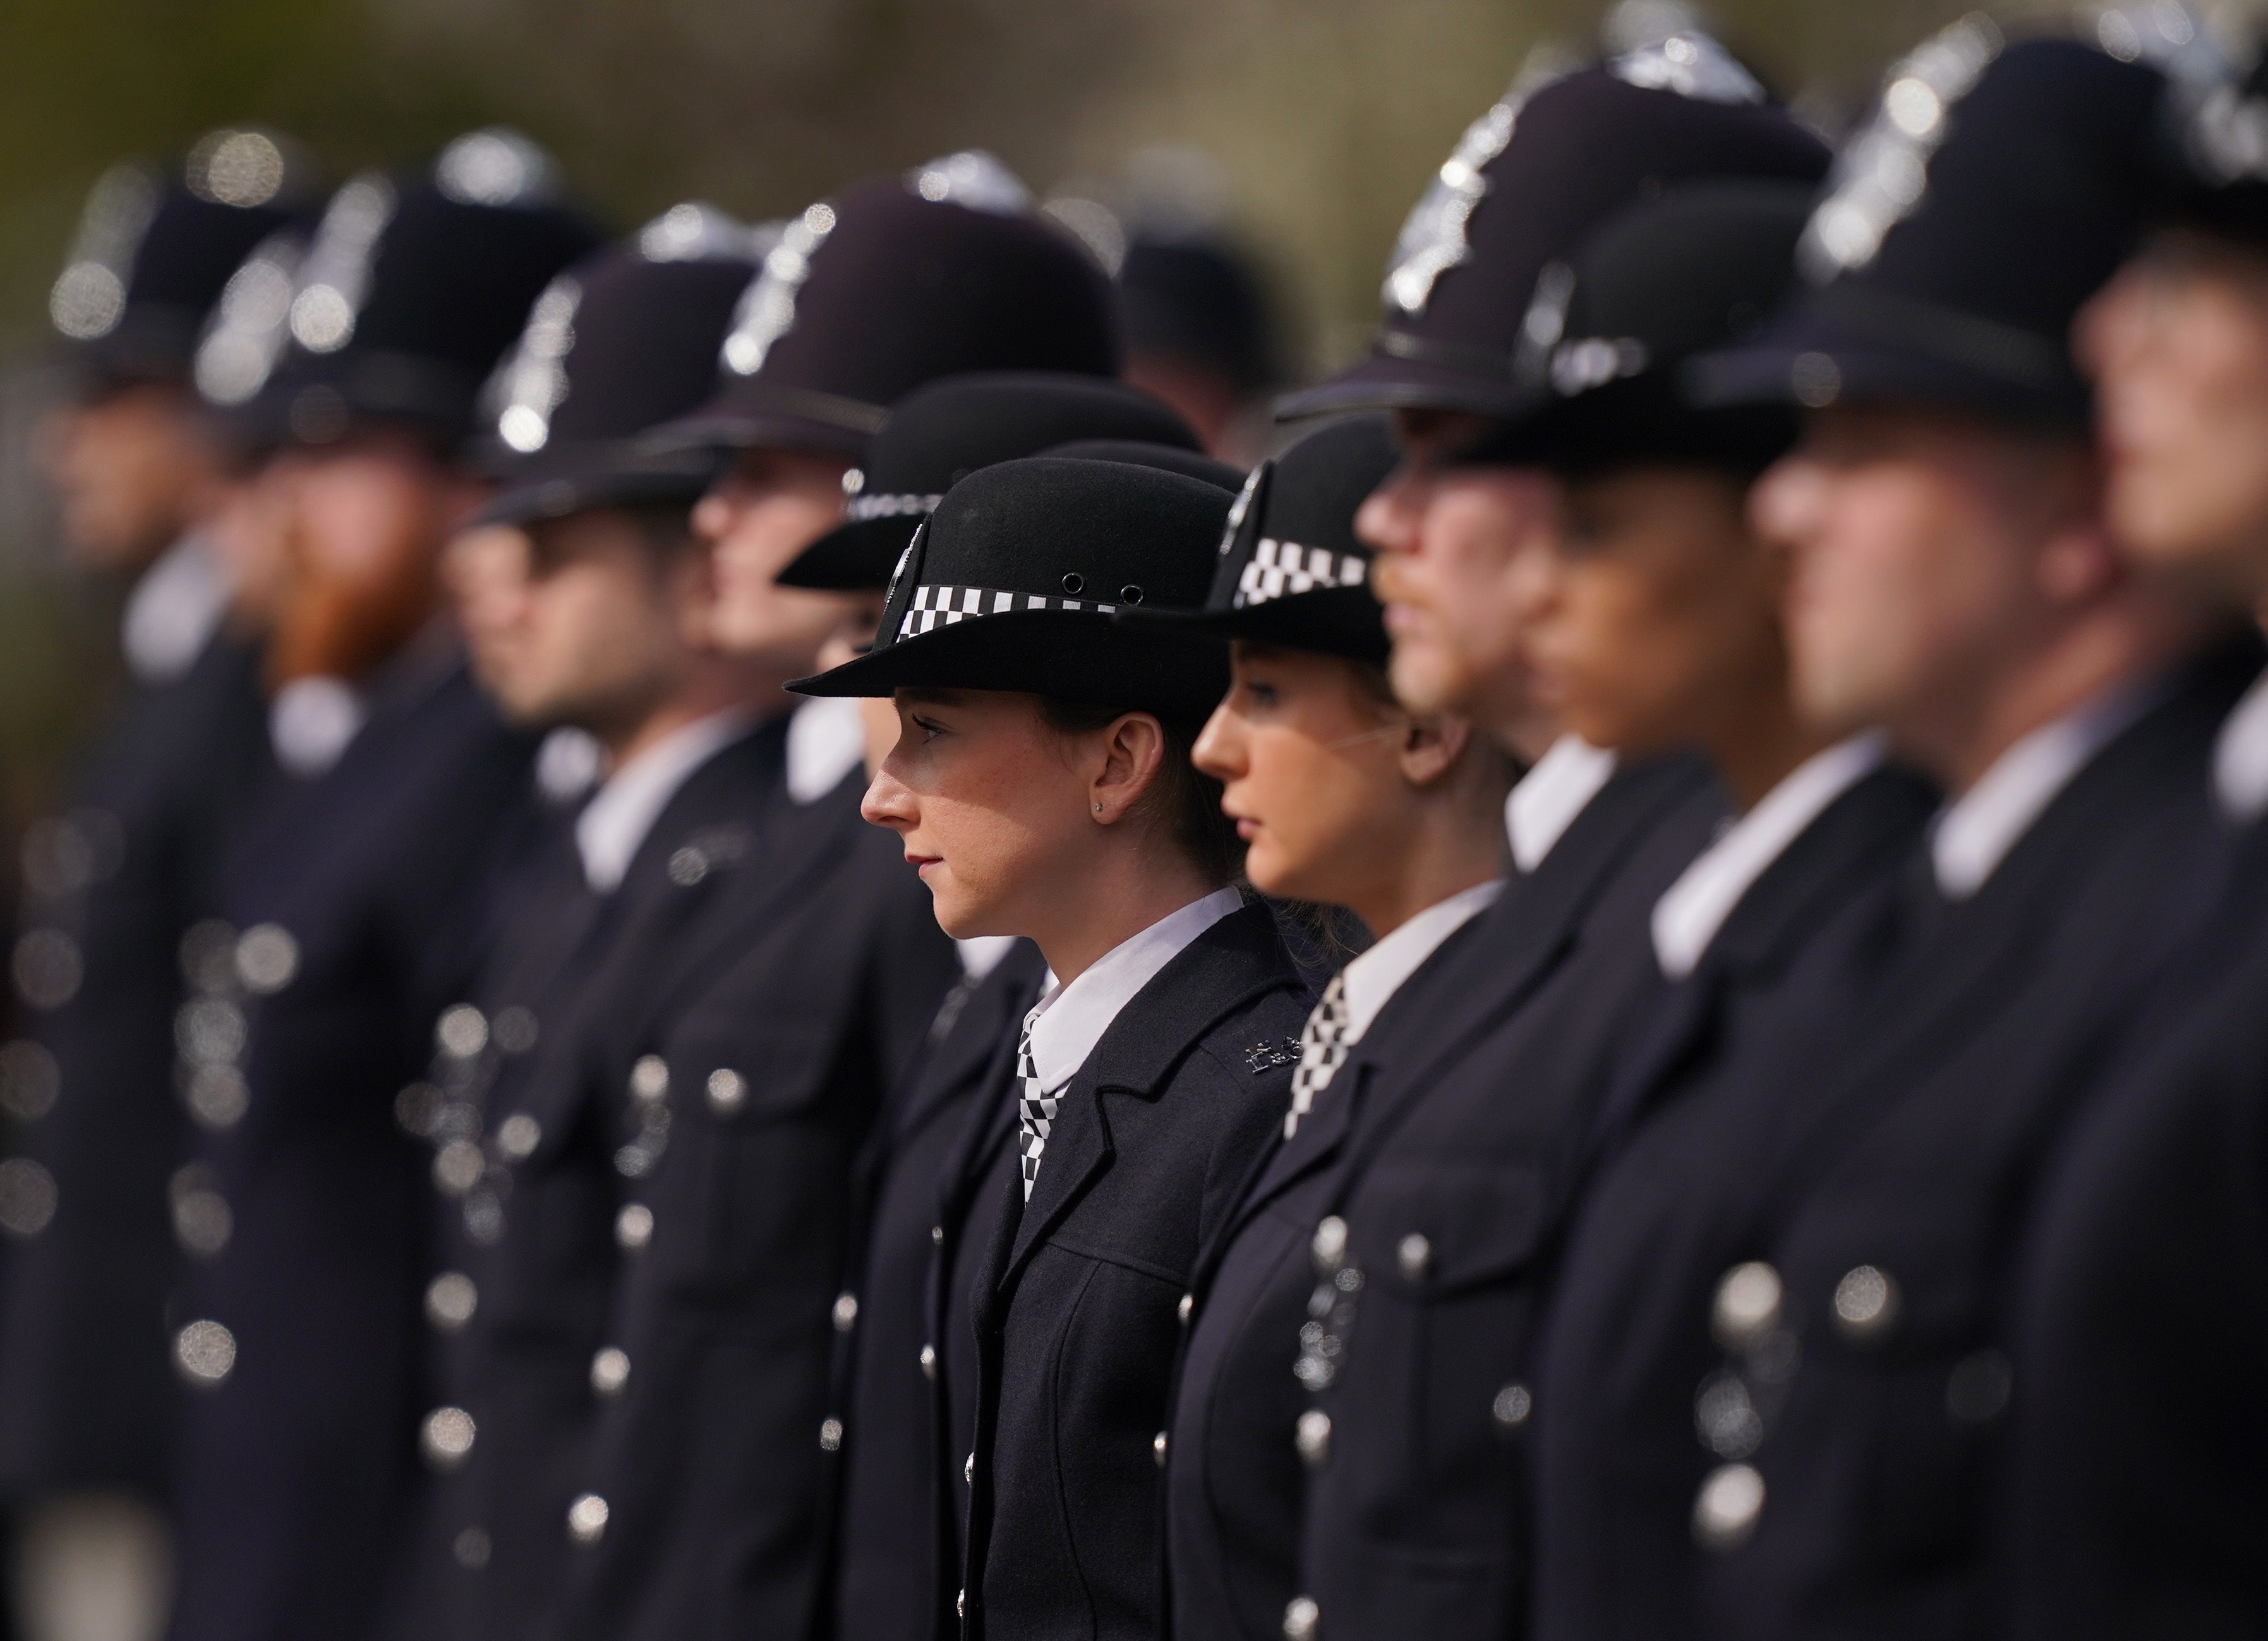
4;4;2268;1640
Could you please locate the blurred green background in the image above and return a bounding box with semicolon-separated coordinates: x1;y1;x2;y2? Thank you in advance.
0;0;2240;833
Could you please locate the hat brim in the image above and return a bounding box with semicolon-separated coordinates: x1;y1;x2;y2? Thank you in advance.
642;379;886;462
1274;349;1544;424
469;449;726;530
1452;377;1797;479
789;608;1229;720
1689;301;2089;428
776;513;922;591
1116;589;1389;666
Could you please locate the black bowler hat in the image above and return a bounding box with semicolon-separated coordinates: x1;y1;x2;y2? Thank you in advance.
1038;439;1245;493
1277;31;1828;423
1694;26;2175;428
216;129;605;448
1452;179;1815;476
471;205;767;529
1120;232;1283;395
788;458;1233;719
49;128;322;388
775;371;1196;591
656;152;1120;460
1118;416;1397;664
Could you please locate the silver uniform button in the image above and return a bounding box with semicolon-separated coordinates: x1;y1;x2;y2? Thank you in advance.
1831;1265;1900;1344
1283;1595;1320;1640
1177;1292;1195;1324
1711;1262;1783;1350
435;1005;488;1060
0;1157;57;1238
174;1319;236;1387
919;1344;937;1380
1310;1216;1348;1276
453;1526;491;1570
234;923;298;994
1397;1232;1432;1280
1692;1462;1765;1550
426;1271;478;1331
931;1224;946;1246
590;1347;630;1397
1153;1431;1168;1467
706;1068;747;1115
956;1590;966;1619
433;1140;485;1197
567;1493;609;1545
833;1292;859;1331
496;1112;541;1160
1492;1383;1533;1429
819;1417;843;1452
421;1407;476;1470
964;1452;976;1486
1294;1409;1331;1469
615;1203;654;1251
629;1055;669;1102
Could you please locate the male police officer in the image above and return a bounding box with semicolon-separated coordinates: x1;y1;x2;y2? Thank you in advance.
161;131;600;1641
1622;21;2250;1637
380;205;783;1641
0;127;317;1641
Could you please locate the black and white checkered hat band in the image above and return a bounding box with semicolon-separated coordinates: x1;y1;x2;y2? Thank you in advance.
846;491;941;523
1233;538;1368;610
898;582;1116;640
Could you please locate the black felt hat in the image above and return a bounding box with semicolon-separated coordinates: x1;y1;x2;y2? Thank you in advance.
1277;32;1828;423
1038;439;1246;493
1451;179;1814;476
1694;27;2174;428
788;457;1232;718
654;152;1121;461
471;206;766;528
1119;415;1398;664
49;128;323;388
775;371;1196;591
218;129;605;449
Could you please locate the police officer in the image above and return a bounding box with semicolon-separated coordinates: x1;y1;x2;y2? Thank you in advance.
1602;21;2250;1637
1242;28;1823;1641
2000;39;2268;1638
1119;413;1516;1641
375;203;789;1641
161;131;600;1641
0;126;318;1641
546;157;1121;1641
771;368;1217;1641
795;454;1311;1641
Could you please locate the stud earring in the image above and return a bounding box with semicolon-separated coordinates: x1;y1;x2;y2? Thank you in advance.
1094;802;1104;812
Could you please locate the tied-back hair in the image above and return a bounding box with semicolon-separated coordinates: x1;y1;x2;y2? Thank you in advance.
1036;698;1246;887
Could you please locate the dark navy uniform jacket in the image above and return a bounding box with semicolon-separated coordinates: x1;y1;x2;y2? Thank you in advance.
1281;757;1721;1641
1528;767;1937;1641
386;719;792;1641
959;898;1310;1641
0;625;270;1501
1691;639;2259;1641
166;644;540;1641
824;937;1047;1641
555;764;958;1641
1999;750;2268;1640
1159;899;1496;1641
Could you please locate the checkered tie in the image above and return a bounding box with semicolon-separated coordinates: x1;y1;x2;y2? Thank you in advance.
1284;974;1352;1139
1016;1004;1056;1202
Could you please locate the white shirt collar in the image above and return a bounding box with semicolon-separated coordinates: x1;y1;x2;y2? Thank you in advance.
270;675;366;779
576;711;752;892
1652;733;1888;980
1931;679;2156;900
786;695;869;805
955;935;1020;982
1334;877;1504;1042
2213;664;2268;824
1505;736;1618;873
123;532;231;685
1024;886;1245;1095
